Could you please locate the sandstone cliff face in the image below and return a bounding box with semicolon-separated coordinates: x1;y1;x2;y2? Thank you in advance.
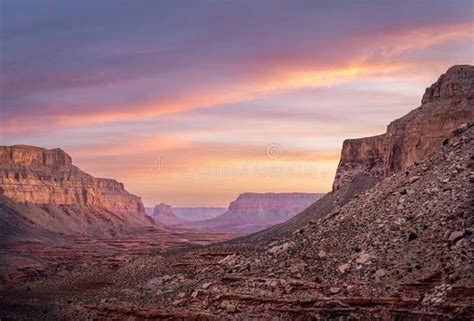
0;145;154;236
333;65;474;190
332;135;385;190
0;145;144;214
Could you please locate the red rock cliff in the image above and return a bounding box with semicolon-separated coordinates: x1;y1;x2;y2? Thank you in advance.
333;65;474;190
0;145;145;215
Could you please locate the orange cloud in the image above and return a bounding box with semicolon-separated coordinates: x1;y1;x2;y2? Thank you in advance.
124;155;340;207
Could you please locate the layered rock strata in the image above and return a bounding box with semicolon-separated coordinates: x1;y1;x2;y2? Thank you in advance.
0;145;154;236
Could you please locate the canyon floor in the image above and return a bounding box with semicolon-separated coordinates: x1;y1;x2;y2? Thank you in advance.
0;229;238;320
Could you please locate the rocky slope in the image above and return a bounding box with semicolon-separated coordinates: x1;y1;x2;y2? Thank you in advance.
0;145;156;238
333;65;474;190
177;193;325;233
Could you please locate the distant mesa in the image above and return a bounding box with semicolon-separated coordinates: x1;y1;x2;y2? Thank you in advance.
151;193;325;233
149;203;186;226
152;203;175;218
145;206;226;221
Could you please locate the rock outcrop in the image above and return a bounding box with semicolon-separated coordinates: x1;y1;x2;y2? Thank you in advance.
0;145;155;237
150;203;185;226
152;203;175;218
333;65;474;190
332;135;385;190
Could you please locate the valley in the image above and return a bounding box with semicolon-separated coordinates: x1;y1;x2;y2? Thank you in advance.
0;65;472;320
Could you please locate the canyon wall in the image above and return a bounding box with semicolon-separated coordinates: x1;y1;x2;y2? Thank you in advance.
0;145;144;214
333;65;474;190
0;145;155;236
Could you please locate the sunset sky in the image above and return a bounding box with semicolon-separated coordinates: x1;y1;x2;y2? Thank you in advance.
1;1;473;206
